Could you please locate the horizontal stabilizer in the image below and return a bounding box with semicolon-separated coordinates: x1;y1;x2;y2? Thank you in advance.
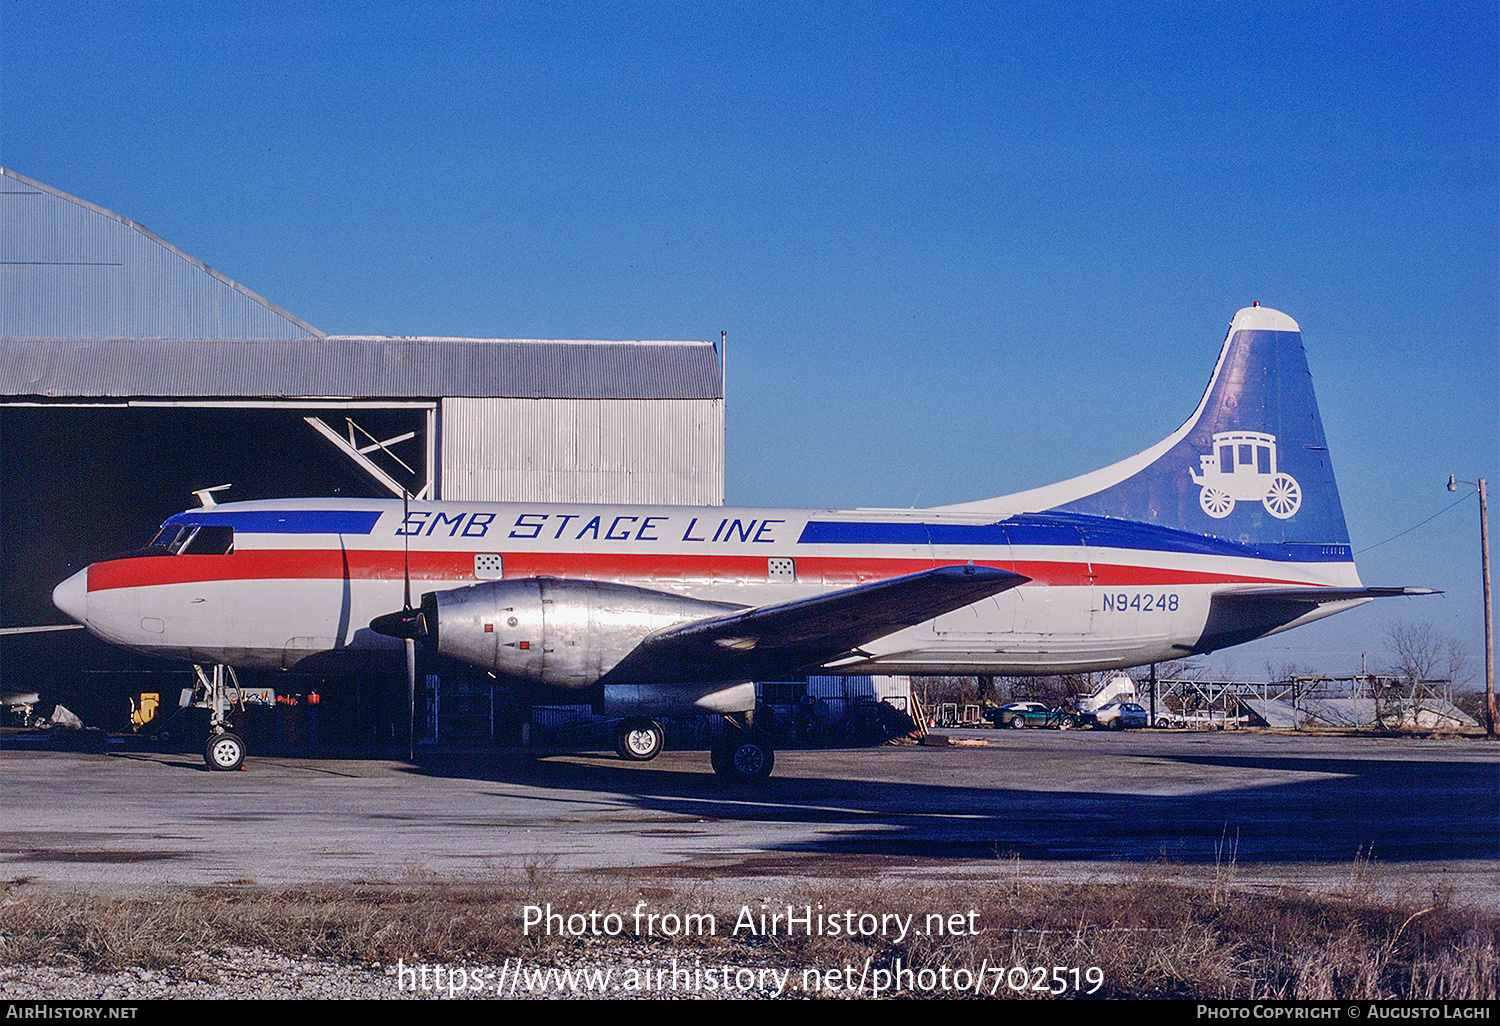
0;624;86;635
1217;586;1439;605
1183;585;1440;656
617;565;1029;682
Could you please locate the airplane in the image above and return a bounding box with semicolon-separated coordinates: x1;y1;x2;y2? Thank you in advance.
48;304;1431;780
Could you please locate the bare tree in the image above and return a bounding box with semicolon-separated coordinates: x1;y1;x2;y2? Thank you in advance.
1264;657;1312;685
1380;620;1472;730
910;675;986;707
1445;637;1472;685
1384;619;1448;685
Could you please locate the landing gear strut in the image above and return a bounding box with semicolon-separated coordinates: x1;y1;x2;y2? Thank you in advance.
196;664;245;772
710;714;775;783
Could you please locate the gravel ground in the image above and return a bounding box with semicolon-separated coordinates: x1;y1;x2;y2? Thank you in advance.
0;944;809;1000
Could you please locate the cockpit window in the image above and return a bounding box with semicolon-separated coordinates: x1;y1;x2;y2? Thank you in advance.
143;524;234;556
180;525;234;555
147;526;190;553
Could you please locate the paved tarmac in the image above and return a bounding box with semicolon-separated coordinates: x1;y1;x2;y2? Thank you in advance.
1;730;1495;901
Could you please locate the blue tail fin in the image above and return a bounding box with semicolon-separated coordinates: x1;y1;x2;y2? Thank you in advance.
952;306;1353;554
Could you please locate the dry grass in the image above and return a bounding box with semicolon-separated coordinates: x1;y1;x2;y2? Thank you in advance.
0;871;1493;999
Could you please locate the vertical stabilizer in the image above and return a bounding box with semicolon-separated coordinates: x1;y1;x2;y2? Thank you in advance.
944;306;1353;553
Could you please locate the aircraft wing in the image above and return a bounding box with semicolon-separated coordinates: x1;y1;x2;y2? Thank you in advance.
612;564;1029;683
1215;586;1439;605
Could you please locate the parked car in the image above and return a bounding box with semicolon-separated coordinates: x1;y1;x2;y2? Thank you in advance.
984;701;1054;729
1092;701;1149;730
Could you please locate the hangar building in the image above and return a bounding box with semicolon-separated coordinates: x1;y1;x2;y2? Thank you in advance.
0;167;724;731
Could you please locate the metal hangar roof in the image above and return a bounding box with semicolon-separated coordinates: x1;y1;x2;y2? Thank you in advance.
0;336;723;400
0;167;721;401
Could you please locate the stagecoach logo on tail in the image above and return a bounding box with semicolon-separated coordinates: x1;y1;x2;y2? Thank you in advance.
1188;431;1302;520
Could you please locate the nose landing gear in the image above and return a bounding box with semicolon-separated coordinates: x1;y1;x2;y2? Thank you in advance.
196;663;246;772
205;731;245;771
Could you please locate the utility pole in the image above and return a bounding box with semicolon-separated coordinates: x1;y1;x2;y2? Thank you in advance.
1482;479;1494;735
1449;475;1494;735
1148;663;1157;726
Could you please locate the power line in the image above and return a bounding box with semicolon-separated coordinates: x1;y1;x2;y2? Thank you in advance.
1355;492;1475;556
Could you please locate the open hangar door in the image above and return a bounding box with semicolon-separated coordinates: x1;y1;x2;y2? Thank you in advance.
0;403;430;737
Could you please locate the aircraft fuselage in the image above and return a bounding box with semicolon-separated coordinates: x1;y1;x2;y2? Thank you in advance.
53;497;1365;680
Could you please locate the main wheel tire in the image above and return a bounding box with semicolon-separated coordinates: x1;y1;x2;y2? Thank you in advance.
616;718;665;761
712;731;774;783
205;732;245;772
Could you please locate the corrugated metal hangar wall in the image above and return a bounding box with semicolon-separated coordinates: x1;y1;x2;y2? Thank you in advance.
441;396;722;504
0;167;724;728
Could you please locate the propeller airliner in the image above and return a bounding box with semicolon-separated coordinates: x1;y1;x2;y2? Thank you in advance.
50;305;1430;779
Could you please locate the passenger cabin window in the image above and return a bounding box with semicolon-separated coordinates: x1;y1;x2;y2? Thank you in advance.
1256;446;1272;474
1219;445;1235;473
1238;444;1254;466
179;526;235;555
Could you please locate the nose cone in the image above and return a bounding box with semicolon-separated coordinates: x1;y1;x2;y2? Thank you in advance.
52;567;88;623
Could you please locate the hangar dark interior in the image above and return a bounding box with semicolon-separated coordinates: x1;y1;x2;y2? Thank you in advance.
0;405;426;734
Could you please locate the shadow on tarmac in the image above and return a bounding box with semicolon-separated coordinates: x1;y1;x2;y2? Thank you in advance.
398;746;1500;866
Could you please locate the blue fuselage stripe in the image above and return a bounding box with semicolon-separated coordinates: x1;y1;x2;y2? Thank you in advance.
162;510;384;535
797;514;1353;563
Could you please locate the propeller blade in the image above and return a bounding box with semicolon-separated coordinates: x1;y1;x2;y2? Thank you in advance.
405;636;417;762
402;490;413;612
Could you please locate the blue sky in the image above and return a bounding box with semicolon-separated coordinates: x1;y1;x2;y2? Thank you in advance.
2;1;1495;680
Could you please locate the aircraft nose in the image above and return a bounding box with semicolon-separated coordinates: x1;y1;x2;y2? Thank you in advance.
52;567;88;623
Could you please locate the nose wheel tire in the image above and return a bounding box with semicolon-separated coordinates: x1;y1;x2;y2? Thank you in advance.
205;732;245;772
615;718;665;761
711;730;775;783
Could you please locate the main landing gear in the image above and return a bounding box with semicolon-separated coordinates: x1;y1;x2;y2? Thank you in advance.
196;663;246;772
611;713;776;783
614;717;665;761
710;719;775;783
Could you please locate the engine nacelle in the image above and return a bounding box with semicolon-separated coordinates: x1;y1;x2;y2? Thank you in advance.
599;682;757;718
421;578;737;689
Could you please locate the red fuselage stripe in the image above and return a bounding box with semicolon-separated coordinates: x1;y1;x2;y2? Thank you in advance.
84;549;1310;592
